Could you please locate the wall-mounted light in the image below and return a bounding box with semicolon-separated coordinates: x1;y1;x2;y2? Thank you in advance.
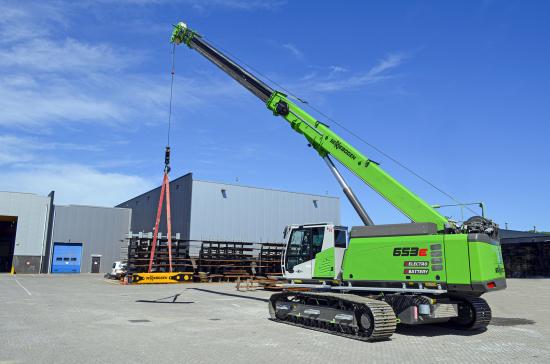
221;189;227;198
313;200;318;208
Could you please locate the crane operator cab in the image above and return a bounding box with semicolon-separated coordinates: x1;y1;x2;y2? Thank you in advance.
282;223;347;281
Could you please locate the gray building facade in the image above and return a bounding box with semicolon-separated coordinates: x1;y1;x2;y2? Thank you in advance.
2;174;339;273
117;173;340;244
0;191;131;274
0;191;53;273
118;174;193;240
51;205;132;274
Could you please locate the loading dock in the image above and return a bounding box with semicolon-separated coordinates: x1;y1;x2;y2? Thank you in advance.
0;216;17;272
51;243;83;273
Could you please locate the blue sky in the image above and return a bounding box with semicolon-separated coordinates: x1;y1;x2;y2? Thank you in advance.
0;0;548;231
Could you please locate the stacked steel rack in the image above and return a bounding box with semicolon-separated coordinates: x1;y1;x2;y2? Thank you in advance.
123;233;284;278
125;232;192;273
198;241;254;276
258;243;285;275
197;241;285;277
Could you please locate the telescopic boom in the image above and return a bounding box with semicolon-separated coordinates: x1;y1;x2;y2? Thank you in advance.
171;22;451;231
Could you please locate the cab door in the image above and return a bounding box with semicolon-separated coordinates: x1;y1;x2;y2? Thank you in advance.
283;226;325;280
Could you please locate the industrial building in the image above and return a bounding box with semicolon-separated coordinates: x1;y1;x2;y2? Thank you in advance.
7;173;549;279
0;191;53;274
0;191;131;274
117;173;341;254
500;229;550;278
50;205;131;274
1;174;339;274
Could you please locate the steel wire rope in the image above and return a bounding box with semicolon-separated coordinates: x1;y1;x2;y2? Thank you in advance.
167;43;176;147
201;36;478;217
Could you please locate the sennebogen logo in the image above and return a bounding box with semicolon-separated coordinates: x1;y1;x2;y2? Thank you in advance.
329;138;357;160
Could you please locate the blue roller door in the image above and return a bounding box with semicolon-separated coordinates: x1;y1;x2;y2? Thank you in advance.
51;243;82;273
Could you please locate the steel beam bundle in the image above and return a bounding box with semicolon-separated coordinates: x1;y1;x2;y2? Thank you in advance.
123;233;284;278
125;232;191;273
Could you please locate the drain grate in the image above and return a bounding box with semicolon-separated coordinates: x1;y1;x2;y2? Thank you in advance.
128;319;151;323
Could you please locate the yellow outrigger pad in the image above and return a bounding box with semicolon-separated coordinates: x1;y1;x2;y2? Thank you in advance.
131;272;193;284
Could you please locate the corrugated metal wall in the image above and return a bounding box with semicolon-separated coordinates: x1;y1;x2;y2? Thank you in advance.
116;174;192;239
0;191;50;256
117;173;340;245
189;180;340;243
52;205;131;273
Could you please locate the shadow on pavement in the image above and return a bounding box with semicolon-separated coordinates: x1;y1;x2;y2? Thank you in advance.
397;316;535;337
135;293;194;304
490;317;536;326
188;287;270;303
135;300;194;304
396;324;487;337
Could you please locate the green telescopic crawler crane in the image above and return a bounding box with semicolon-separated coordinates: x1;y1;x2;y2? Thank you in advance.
171;22;506;341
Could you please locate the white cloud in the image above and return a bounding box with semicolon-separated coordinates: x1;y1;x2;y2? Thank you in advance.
0;3;141;129
0;0;282;208
0;135;106;166
0;135;35;165
0;2;68;43
0;71;243;129
329;65;348;74
282;43;304;60
0;135;153;206
89;0;285;11
184;0;286;11
368;53;405;77
0;163;154;207
0;38;136;72
295;53;408;93
0;73;129;128
0;2;246;130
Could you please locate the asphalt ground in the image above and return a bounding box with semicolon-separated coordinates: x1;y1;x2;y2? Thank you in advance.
0;274;549;363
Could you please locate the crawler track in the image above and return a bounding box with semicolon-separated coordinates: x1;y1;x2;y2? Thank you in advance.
449;295;492;330
269;291;397;342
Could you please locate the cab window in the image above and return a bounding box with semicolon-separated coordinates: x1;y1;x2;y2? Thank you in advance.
311;227;325;257
286;229;310;271
286;227;325;272
334;229;347;248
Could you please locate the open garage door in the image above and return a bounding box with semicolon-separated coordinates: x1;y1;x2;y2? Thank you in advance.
0;216;17;273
